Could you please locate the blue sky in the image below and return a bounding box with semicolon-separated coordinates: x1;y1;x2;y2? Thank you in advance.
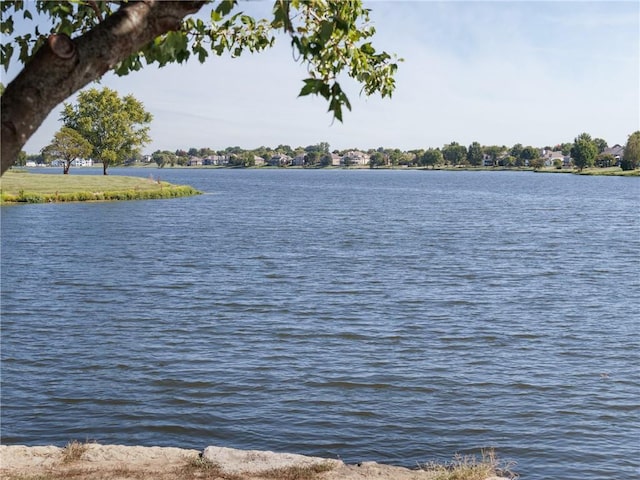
4;1;639;154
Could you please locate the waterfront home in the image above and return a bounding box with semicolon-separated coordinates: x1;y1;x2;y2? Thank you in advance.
204;155;230;166
342;150;370;166
71;158;94;167
541;149;568;167
268;154;292;167
603;144;624;165
482;153;495;167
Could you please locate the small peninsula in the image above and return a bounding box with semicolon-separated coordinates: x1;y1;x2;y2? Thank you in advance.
0;171;201;204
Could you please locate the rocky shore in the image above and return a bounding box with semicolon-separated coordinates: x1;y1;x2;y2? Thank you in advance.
0;444;509;480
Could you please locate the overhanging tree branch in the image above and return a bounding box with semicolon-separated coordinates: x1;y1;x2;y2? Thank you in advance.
1;0;205;175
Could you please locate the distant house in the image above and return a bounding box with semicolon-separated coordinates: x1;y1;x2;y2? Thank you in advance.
330;153;342;166
293;154;306;166
482;154;495;167
541;149;567;167
71;158;93;167
188;156;203;166
342;150;370;166
603;144;624;165
253;156;266;167
268;154;292;167
203;155;229;166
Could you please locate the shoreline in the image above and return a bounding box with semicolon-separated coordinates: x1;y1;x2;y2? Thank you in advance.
0;171;201;204
0;443;511;480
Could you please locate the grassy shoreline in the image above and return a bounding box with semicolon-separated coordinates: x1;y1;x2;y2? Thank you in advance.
0;171;201;204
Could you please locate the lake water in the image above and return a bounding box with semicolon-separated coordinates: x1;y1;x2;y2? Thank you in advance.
1;168;639;479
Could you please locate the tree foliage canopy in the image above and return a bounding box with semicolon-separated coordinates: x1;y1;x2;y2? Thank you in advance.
61;87;152;175
41;126;92;174
0;0;401;175
571;132;597;170
621;131;640;171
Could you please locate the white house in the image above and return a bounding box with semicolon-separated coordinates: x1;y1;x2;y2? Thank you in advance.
541;149;567;167
342;150;370;166
71;158;94;167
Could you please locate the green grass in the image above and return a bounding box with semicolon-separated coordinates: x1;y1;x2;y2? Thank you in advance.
0;171;201;203
577;167;640;176
536;166;640;176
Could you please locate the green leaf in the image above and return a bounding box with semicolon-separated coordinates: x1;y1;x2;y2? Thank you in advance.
1;43;13;70
360;42;375;55
215;0;236;18
298;78;324;97
318;20;333;44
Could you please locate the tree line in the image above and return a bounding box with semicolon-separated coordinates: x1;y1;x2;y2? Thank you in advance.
12;85;639;174
149;133;640;171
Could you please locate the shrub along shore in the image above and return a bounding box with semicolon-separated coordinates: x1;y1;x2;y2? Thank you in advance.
0;171;201;204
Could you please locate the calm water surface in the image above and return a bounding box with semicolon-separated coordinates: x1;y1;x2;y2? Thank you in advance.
2;169;639;479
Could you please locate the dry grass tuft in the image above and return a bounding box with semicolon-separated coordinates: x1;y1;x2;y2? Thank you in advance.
420;448;518;480
257;462;336;480
175;455;245;479
60;441;90;464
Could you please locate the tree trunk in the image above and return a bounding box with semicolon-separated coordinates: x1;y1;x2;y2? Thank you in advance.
63;162;70;174
103;163;109;175
0;1;206;176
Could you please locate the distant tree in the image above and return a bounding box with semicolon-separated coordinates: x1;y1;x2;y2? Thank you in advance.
175;151;189;166
188;147;199;156
520;146;539;162
484;145;504;162
369;151;386;168
305;142;330;154
241;152;255;167
596;153;615;168
571;133;598;170
559;142;573;156
152;149;177;168
442;142;467;165
467;141;483;166
387;149;406;166
529;157;544;170
41;126;93;174
305;150;320;167
318;142;330;154
16;150;27;166
276;144;294;156
225;146;244;154
253;147;272;162
498;155;516;167
510;143;523;159
621;131;640;171
593;138;608;153
198;147;214;157
61;87;152;175
420;148;443;169
320;153;333;167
